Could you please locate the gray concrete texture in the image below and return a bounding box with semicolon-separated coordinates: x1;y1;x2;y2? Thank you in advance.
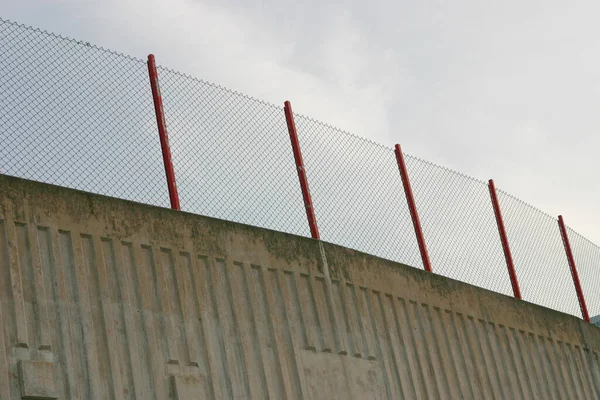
0;174;599;399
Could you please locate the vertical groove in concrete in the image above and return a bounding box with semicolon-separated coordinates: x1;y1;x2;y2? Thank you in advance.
194;256;224;399
200;257;232;399
545;337;569;399
380;294;412;398
0;231;12;399
463;316;495;397
152;247;178;365
133;243;164;399
15;223;36;351
447;311;473;398
72;232;104;398
537;334;561;400
536;335;561;400
331;280;352;356
512;328;537;398
120;242;153;399
346;284;367;358
357;287;377;360
97;238;129;400
431;308;462;399
7;220;28;348
568;344;589;399
284;272;309;351
388;296;419;399
46;227;75;399
176;252;199;367
478;320;507;399
0;219;14;336
278;270;308;400
81;234;116;400
324;277;344;355
27;223;51;350
163;250;190;367
419;304;451;400
185;254;216;399
228;261;266;400
219;259;252;399
60;230;90;399
590;351;600;397
325;279;346;357
369;291;401;399
498;325;526;399
248;265;286;399
397;298;429;399
409;301;442;399
523;331;546;398
0;219;19;399
313;277;335;353
558;341;581;399
296;273;321;351
575;345;598;399
362;290;392;398
424;306;455;399
486;323;511;398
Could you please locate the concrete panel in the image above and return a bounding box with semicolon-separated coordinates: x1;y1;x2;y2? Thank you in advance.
19;360;58;399
0;174;599;399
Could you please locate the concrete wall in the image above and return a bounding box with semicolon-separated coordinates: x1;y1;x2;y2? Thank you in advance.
0;175;599;399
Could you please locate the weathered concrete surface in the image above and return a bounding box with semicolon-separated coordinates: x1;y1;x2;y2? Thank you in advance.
0;174;599;399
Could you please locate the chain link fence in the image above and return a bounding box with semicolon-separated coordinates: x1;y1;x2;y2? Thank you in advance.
0;18;167;206
1;17;598;321
568;227;600;319
404;157;513;296
497;191;581;316
294;114;421;267
157;67;307;236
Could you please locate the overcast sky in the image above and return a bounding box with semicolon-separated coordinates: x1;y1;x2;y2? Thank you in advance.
2;0;599;245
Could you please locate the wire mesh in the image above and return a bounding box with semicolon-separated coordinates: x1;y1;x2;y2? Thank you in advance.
294;114;421;267
405;157;513;295
567;226;600;320
157;67;307;236
497;191;580;316
2;17;599;321
0;18;167;206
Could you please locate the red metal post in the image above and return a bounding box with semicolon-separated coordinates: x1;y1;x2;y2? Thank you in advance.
283;101;320;240
147;54;181;211
488;179;521;299
394;144;432;272
558;215;590;322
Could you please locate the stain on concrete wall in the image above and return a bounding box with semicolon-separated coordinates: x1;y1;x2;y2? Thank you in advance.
0;175;599;399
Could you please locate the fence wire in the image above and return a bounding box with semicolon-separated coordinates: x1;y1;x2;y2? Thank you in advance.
405;158;513;295
294;114;421;267
157;68;307;236
1;18;600;321
497;191;581;316
0;18;167;206
567;227;600;319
